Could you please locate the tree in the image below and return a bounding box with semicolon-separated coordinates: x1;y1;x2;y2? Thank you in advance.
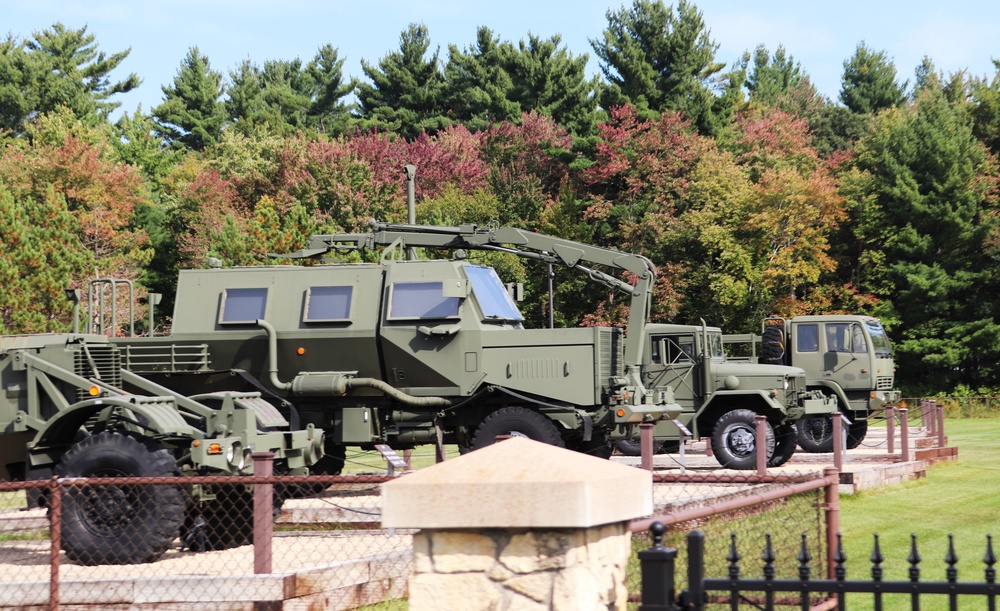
0;23;140;134
852;85;1000;391
226;45;356;136
590;0;728;134
356;23;450;139
152;47;226;151
741;44;803;105
443;27;521;132
840;42;906;114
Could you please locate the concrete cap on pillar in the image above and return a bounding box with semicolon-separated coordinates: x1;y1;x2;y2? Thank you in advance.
382;437;652;529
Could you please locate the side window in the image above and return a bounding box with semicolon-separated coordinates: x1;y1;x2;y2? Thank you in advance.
797;324;819;352
304;286;353;322
387;282;461;320
650;337;663;364
826;323;852;352
219;288;268;324
666;336;695;363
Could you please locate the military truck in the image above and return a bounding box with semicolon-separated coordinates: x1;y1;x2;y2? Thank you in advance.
725;315;901;452
615;322;834;469
112;220;680;469
0;329;323;565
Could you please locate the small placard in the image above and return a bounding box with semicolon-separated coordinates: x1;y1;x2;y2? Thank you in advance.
374;444;409;470
673;419;692;437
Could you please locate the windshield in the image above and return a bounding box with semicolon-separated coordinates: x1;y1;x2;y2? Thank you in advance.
465;265;524;322
865;320;893;358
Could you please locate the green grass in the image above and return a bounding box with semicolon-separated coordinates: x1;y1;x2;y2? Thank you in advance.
837;418;1000;610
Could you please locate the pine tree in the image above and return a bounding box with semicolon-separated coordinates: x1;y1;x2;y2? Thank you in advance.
443;27;520;132
840;42;906;114
0;23;140;134
152;47;226;151
590;0;728;134
356;23;450;139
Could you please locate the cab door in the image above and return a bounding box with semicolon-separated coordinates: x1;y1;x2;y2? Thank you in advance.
644;334;699;410
820;321;870;391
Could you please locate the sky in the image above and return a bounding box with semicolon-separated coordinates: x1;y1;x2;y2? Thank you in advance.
6;0;1000;120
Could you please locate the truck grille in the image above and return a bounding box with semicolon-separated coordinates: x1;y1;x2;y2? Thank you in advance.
74;343;122;399
598;328;624;382
876;376;894;390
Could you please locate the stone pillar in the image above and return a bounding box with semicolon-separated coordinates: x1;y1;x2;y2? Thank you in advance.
382;437;653;611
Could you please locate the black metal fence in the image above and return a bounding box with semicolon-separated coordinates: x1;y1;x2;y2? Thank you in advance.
639;525;998;610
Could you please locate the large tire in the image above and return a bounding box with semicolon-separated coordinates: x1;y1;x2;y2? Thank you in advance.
613;439;663;456
55;431;186;565
768;425;797;467
796;414;839;453
711;409;775;470
760;325;786;365
847;419;868;450
470;406;565;450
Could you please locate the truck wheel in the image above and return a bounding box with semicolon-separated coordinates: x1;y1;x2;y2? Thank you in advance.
768;425;797;467
470;406;565;450
181;484;285;552
796;415;843;453
760;325;786;365
711;409;775;470
847;419;868;449
55;431;186;565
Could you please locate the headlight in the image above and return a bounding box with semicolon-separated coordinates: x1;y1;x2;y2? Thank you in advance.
226;441;245;470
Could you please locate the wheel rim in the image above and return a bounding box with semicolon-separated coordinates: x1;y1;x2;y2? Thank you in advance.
801;417;832;443
77;468;139;536
725;424;756;457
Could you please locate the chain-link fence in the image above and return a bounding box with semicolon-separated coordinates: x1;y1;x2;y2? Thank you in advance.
627;472;836;610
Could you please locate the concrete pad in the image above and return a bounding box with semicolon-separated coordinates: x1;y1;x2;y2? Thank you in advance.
381;437;652;529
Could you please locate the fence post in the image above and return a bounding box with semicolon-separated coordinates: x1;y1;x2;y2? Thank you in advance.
925;400;936;437
886;407;895;455
832;413;843;472
252;452;274;575
823;467;840;580
936;402;946;448
49;477;61;611
639;522;680;611
685;530;705;611
755;415;767;476
641;422;655;472
899;409;910;462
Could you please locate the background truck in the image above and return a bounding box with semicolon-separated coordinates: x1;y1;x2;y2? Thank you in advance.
112;220;680;470
615;322;834;469
0;329;323;565
724;315;901;452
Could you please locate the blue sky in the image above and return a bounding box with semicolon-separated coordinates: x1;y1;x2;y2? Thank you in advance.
6;0;1000;119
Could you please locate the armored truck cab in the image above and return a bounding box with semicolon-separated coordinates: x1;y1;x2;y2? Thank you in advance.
117;221;679;462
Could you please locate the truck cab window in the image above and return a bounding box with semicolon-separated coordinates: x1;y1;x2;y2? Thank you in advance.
797;324;819;352
851;324;867;354
464;265;524;322
387;282;461;320
826;323;852;352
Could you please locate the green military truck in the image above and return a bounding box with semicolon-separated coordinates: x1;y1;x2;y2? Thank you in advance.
113;220;680;468
0;330;323;565
615;322;834;469
725;315;901;452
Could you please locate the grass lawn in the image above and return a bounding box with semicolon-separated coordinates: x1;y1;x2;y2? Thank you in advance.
837;418;1000;610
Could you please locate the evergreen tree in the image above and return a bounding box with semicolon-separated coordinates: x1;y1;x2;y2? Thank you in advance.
356;23;450;139
152;47;226;151
502;33;598;137
0;23;139;134
969;59;1000;156
590;0;728;134
741;44;803;105
444;27;520;132
840;42;906;114
853;85;1000;391
226;45;356;135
